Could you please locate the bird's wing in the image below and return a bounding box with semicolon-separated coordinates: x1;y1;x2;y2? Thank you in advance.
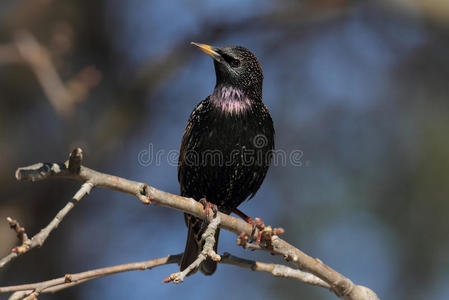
247;105;275;200
178;97;209;187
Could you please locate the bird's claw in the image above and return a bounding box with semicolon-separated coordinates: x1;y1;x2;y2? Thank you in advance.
199;198;217;222
237;216;285;249
244;217;265;244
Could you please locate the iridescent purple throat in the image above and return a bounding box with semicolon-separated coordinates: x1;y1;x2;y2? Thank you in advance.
210;86;252;114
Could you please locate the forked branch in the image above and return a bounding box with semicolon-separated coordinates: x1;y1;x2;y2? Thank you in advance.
0;148;379;300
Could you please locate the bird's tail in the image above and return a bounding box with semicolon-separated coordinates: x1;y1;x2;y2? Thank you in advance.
180;214;220;275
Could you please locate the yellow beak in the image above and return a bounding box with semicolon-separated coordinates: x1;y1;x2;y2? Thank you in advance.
191;42;221;60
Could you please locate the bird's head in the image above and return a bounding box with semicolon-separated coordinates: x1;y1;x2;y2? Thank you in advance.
191;42;263;100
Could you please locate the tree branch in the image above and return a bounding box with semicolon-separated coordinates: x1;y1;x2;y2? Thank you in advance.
1;148;379;300
0;30;101;118
0;150;92;269
164;214;221;283
221;252;330;288
1;251;328;298
2;254;182;298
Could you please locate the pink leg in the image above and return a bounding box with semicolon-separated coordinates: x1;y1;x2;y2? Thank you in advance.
232;208;254;223
200;198;218;219
232;208;266;244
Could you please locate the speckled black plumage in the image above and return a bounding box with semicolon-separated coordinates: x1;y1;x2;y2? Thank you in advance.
178;44;274;275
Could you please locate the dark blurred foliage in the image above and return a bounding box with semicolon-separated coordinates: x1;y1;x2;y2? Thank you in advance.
1;0;449;299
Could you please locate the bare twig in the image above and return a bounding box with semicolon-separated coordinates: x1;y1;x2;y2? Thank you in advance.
0;31;100;118
221;252;330;288
14;30;75;117
1;252;328;298
0;44;21;65
1;148;379;300
0;149;93;269
163;215;221;284
6;218;29;247
0;218;31;270
1;254;182;297
268;236;379;300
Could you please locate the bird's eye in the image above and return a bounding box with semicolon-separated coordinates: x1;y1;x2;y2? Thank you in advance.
230;59;240;68
222;53;240;68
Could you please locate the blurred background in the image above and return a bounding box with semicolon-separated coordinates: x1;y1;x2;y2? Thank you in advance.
1;0;448;299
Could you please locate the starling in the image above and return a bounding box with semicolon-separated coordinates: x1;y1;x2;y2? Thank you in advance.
178;42;274;275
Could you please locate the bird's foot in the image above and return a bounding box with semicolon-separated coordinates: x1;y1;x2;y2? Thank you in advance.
199;198;218;222
232;208;274;236
233;209;285;248
232;208;266;244
251;218;266;244
238;225;285;249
